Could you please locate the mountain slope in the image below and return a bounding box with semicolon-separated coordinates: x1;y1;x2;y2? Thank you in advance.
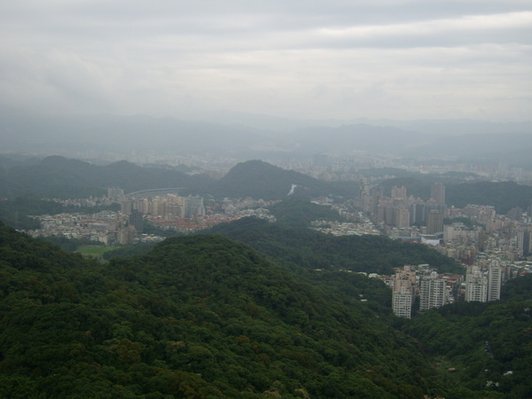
0;222;439;398
0;156;214;198
402;275;532;398
209;217;462;274
215;160;357;199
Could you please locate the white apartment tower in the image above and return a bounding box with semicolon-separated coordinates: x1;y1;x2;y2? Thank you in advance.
465;266;488;302
420;272;446;311
392;267;416;318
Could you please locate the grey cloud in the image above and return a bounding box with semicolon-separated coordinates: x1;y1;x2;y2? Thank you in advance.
0;0;531;120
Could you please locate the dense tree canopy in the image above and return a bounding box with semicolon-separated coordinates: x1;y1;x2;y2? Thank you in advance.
0;222;529;398
210;217;462;274
402;275;532;398
0;222;435;398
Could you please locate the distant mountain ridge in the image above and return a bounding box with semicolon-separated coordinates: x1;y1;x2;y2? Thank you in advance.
379;176;532;214
0;157;358;200
0;155;214;198
2;110;531;165
2;155;531;214
214;160;357;199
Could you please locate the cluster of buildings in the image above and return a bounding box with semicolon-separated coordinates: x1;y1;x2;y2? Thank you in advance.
441;204;532;262
358;179;532;266
359;182;447;234
371;180;532;318
464;262;502;303
28;188;280;244
29;211;123;244
310;220;380;236
28;210;163;245
389;246;528;318
120;194;206;221
125;194;277;234
390;265;461;319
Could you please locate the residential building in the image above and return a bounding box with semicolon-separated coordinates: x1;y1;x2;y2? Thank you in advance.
487;261;502;301
465;266;488;302
392;266;416;318
420;272;446;311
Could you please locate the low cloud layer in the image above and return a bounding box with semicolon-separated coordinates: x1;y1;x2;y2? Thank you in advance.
1;0;531;121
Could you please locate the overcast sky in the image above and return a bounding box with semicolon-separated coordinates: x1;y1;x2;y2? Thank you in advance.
1;0;532;122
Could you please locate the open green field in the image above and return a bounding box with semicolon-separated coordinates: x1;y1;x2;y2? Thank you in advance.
76;245;119;259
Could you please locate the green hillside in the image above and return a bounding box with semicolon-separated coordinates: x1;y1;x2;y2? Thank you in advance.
0;156;213;198
215;160;358;200
0;222;437;398
210;217;462;274
1;157;359;201
269;199;343;227
1;221;531;397
402;275;532;398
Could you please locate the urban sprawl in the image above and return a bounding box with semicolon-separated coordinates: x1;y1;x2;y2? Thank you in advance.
26;179;532;319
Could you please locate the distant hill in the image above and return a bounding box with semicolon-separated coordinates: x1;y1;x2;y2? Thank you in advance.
210;217;462;274
0;222;435;398
380;177;532;214
2;111;532;167
446;181;532;213
215;160;358;199
268;199;343;227
1;221;530;397
0;155;214;198
0;156;359;201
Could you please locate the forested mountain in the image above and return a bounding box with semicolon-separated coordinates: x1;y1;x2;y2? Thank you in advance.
268;199;344;227
4;154;530;214
0;157;358;200
1;222;530;398
214;160;358;199
0;222;434;398
446;181;532;213
0;156;214;198
403;275;532;398
209;217;462;274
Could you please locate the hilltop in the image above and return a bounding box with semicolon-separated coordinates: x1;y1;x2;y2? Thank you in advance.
214;160;358;199
210;217;462;274
0;155;214;198
0;222;434;398
1;221;531;397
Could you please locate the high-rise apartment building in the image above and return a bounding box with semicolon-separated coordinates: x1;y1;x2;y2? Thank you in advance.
431;183;446;206
393;207;410;228
517;228;531;258
128;209;144;233
427;209;444;234
391;185;407;201
410;202;427;226
487;261;502;301
420;272;446;311
392;267;416;318
184;196;206;218
465;266;487;302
